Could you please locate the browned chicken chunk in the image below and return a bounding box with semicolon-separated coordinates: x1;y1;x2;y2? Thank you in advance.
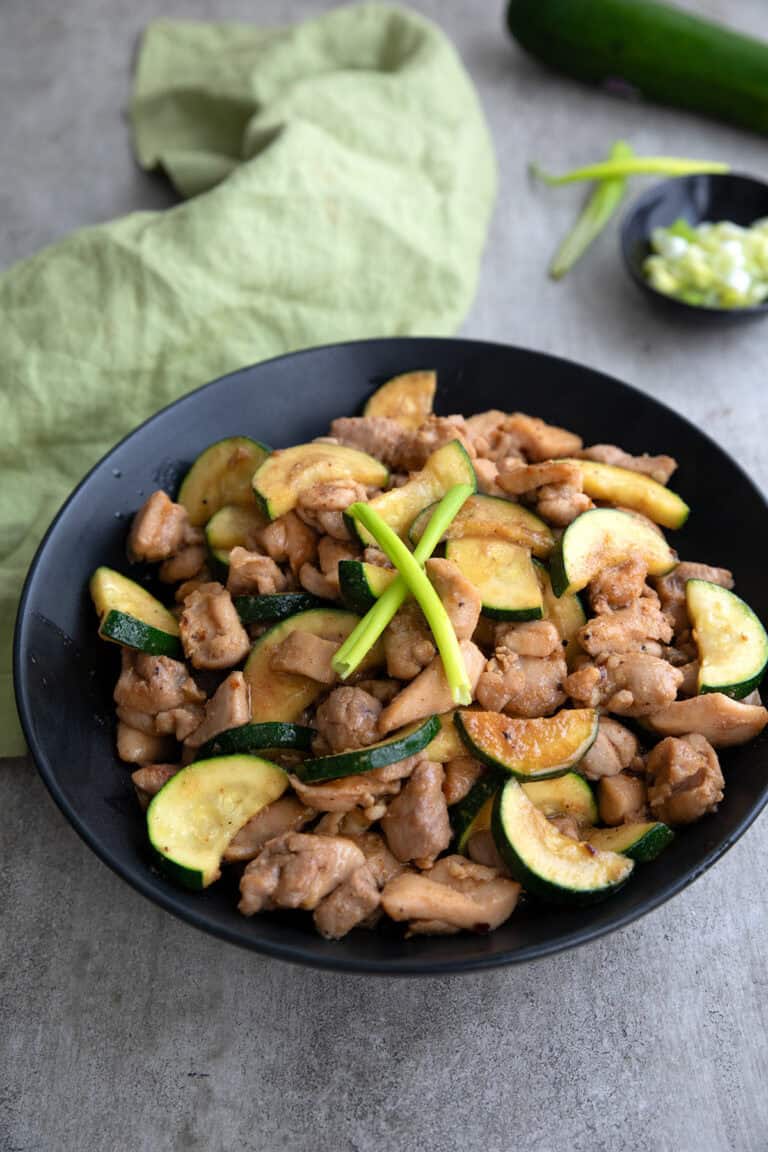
598;773;648;826
313;864;381;939
580;717;641;780
329;416;413;472
425;557;482;640
589;555;649;614
564;652;683;717
654;561;734;635
378;641;486;734
270;631;339;684
116;722;175;764
127;490;193;563
476;621;567;718
261;511;317;574
644;693;768;748
224;796;314;862
114;650;205;714
442;756;485;805
578;443;677;485
184;671;251;750
496;459;592;527
154;704;205;741
131;763;179;808
502;412;583;461
381;855;520;935
314;686;383;752
226;548;287;596
179;582;251;669
296;479;368;540
384;603;435;680
381;760;452;867
646;734;724;824
577;597;673;657
159;543;207;584
290;767;408;813
317;535;360;591
239;833;365;915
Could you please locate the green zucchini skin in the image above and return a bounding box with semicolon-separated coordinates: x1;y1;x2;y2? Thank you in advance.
294;715;440;783
234;592;328;624
506;0;768;137
586;821;674;863
99;609;182;658
195;722;315;760
451;773;504;853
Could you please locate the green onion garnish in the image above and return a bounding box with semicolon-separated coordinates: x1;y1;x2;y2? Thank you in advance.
549;141;634;280
331;484;473;684
531;156;729;187
344;499;473;705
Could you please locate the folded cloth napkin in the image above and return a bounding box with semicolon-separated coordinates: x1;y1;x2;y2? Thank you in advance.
0;3;496;756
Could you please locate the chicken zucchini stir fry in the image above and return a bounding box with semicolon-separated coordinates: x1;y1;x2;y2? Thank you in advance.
90;370;768;939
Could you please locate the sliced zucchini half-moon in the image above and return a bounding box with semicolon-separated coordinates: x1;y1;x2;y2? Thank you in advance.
253;443;389;520
550;508;676;597
687;578;768;699
455;708;598;781
90;567;181;657
293;715;440;783
178;437;270;526
363;370;436;429
445;537;543;621
409;492;553;558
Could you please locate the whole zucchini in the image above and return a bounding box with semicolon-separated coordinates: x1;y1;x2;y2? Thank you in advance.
506;0;768;136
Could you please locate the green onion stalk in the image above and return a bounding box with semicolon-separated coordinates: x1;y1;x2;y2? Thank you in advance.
549;140;634;280
531;156;729;187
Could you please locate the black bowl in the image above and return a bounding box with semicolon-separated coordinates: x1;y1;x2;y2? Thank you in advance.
621;172;768;318
14;338;768;974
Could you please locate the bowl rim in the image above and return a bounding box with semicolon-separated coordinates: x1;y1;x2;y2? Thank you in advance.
13;335;768;975
620;171;768;318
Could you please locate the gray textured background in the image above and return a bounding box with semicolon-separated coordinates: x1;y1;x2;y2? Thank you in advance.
2;2;768;1150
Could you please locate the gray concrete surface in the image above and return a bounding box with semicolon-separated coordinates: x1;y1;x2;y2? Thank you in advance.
2;1;768;1149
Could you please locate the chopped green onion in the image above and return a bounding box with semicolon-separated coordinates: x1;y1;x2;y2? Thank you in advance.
531;157;729;187
332;484;473;681
549;141;634;280
346;501;473;706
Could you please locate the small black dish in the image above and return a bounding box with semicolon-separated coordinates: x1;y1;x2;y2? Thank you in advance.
621;172;768;319
13;338;768;974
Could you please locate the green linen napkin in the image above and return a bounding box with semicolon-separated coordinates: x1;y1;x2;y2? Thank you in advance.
0;3;496;756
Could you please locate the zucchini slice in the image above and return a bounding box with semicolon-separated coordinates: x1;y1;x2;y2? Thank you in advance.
585;822;674;863
253;443;389;520
492;777;634;903
455;708;598;780
147;754;288;889
293;716;440;783
363;370;436;429
534;560;586;663
687;579;768;699
90;567;181;657
234;592;328;624
178;437;270;526
354;440;476;545
337;560;397;614
522;772;598;826
244;608;382;723
445;537;543;621
562;459;690;530
422;711;466;762
205;504;268;569
550;508;676;597
452;776;502;853
409;492;554;558
195;721;315;761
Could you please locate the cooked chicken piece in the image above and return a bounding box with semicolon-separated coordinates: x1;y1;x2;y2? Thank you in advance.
179;582;251;670
378;640;486;734
465;410;508;444
588;554;649;614
536;483;594;527
646;733;724;824
270;631;339;685
314;686;382;752
290;770;405;813
116;722;175;764
238;833;365;915
496;458;583;497
154;704;205;741
115;705;156;734
114;650;205;714
362;547;391;568
443;756;485;805
580;717;641;780
564;652;683;717
598;773;648;826
352;678;401;705
317;535;361;591
403;415;475;471
466;829;508;870
644;693;768;748
548;814;581;840
226;548;287;596
131;763;179;809
159;543;207;584
381;760;452;866
578;443;678;485
384;603;435;680
472;457;504;496
577;598;673;657
654;561;734;635
314;809;374;838
477;623;567;718
354;830;405;887
261;511;318;575
502;412;583;462
184;671;251;750
425;557;482;640
329;415;413;471
224;796;314;862
381;856;520;935
174;572;213;603
298;562;337;599
677;661;699;697
127;490;194;563
296;479;368;540
313;864;381;939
